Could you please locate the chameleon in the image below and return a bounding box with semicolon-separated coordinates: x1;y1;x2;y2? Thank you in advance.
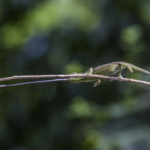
68;61;150;87
0;61;150;87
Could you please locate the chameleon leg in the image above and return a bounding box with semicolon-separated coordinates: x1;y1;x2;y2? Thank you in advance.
86;67;101;87
93;80;101;87
118;71;123;78
118;64;123;82
86;67;93;76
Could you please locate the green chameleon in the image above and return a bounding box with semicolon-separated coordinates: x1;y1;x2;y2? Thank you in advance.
68;61;150;87
1;61;150;87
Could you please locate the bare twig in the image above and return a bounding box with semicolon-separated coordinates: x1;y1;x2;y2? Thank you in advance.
0;74;150;87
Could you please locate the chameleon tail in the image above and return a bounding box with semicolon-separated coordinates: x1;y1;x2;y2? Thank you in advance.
0;79;68;87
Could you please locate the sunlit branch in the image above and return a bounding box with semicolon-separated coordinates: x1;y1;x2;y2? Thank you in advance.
0;74;150;87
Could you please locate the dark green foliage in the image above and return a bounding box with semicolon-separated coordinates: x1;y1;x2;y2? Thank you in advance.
0;0;150;149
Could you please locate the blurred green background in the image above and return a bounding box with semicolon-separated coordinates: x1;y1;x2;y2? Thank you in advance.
1;0;150;150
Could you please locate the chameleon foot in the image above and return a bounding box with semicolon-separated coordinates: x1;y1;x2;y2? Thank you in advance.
118;69;123;82
118;75;123;82
86;67;93;77
93;80;101;87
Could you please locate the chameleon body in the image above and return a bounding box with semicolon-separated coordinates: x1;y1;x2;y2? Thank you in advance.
68;61;150;87
1;61;150;88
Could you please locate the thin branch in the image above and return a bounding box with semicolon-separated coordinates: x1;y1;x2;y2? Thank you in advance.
0;79;68;87
0;74;150;87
